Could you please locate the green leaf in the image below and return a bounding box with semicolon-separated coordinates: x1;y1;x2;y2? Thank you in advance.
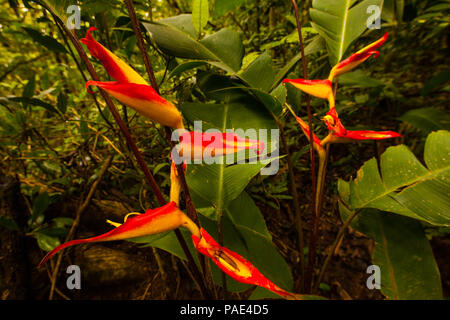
399;108;450;135
32;191;51;222
239;51;275;92
192;0;209;34
339;206;442;299
186;159;277;216
22;27;67;54
169;61;207;78
144;18;243;73
339;130;450;226
158;14;198;38
35;232;61;251
8;97;60;115
310;0;383;64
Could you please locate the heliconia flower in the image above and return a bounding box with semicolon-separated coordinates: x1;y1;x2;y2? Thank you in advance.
328;32;388;81
285;103;323;150
81;27;184;129
321;108;401;142
192;228;300;300
38;202;199;267
86;81;184;129
81;27;148;85
176;131;264;160
282;79;335;109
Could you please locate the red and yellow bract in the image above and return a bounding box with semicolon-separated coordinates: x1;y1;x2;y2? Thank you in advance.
81;27;184;129
38;202;198;268
192;228;300;300
177;131;264;159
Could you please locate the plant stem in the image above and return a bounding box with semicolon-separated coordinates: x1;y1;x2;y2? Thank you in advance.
290;0;317;293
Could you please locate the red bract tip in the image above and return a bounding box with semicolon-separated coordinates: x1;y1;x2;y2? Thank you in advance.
192;228;299;299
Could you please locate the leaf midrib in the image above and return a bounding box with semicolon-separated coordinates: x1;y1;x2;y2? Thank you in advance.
338;0;352;62
353;165;449;209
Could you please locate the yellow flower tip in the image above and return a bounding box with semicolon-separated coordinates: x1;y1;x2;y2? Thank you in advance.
124;212;141;222
321;115;335;126
106;219;122;228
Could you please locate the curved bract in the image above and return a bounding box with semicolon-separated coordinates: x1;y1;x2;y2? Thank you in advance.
38;202;198;268
328;32;389;81
192;228;300;300
81;27;148;85
81;28;184;129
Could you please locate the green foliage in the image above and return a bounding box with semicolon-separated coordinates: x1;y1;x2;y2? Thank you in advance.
0;0;447;300
192;0;209;35
339;130;450;226
340;206;443;299
144;16;244;73
399;108;450;135
310;0;383;64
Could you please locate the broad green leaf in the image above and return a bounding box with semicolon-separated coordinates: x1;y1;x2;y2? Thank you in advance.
239;51;275;92
144;17;243;73
339;204;442;299
186;158;277;215
310;0;383;65
182;73;277;131
169;61;207;78
199;29;244;72
158;14;198;38
192;0;209;34
340;130;450;226
399;108;450;135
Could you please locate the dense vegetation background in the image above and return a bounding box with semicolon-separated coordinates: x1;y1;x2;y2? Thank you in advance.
0;0;449;300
